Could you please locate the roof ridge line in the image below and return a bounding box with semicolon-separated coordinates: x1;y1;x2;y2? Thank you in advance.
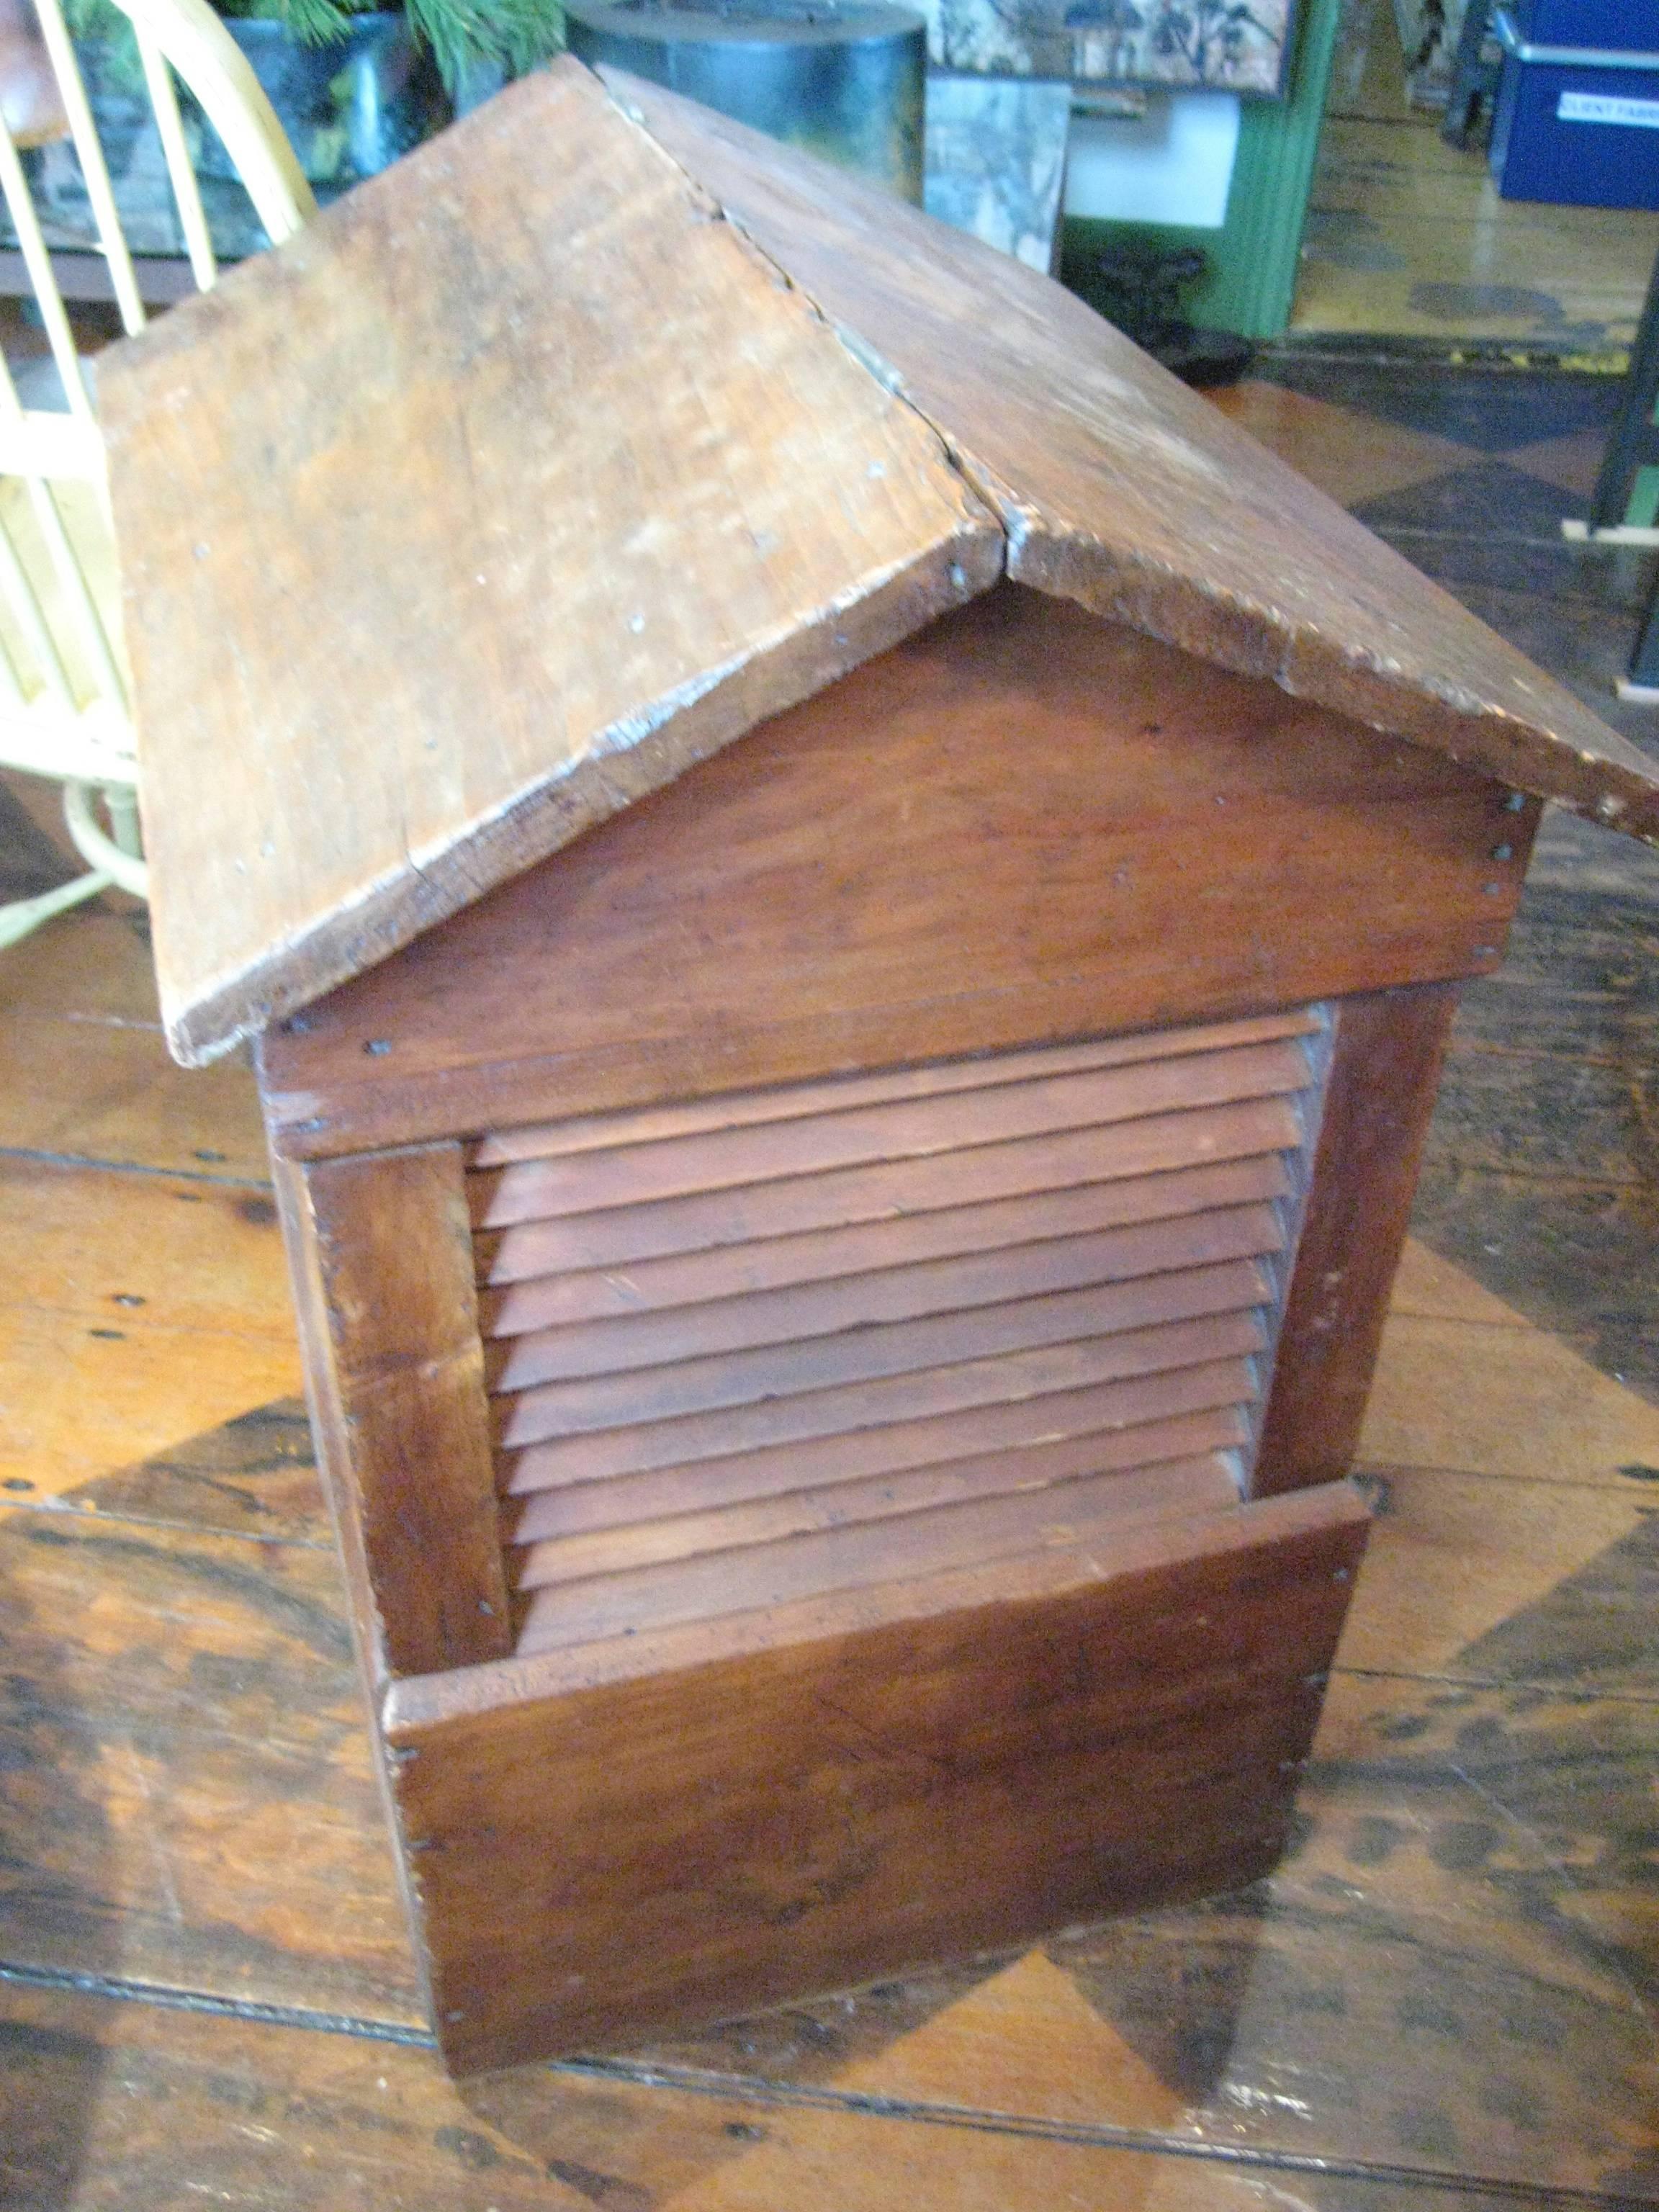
600;71;1017;585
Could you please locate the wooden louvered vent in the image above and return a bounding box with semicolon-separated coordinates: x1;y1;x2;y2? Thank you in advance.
468;1010;1331;1658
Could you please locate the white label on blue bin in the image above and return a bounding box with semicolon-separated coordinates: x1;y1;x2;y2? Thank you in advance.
1558;89;1659;128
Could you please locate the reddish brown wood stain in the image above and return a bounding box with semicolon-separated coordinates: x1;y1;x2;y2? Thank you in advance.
258;588;1533;1160
234;394;1565;2081
476;1020;1328;1674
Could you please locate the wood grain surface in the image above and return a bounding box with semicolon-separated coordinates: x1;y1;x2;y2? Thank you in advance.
288;1143;511;1678
1254;984;1461;1496
258;588;1532;1160
6;1180;1657;2193
606;68;1659;850
505;1360;1259;1534
474;1124;1302;1302
5;1976;1593;2212
99;61;998;1066
0;903;267;1177
472;1036;1316;1227
477;1020;1318;1650
488;1204;1284;1392
0;1493;420;2021
468;1010;1323;1172
497;1310;1271;1487
104;55;1655;1071
11;391;1659;2203
511;1410;1251;1582
480;1154;1295;1338
387;1484;1367;2072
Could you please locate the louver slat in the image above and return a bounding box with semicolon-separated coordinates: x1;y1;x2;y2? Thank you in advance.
504;1308;1272;1491
516;1452;1244;1655
513;1403;1252;1588
474;1012;1327;1656
472;1034;1313;1226
472;1007;1321;1169
507;1352;1261;1537
490;1198;1285;1389
475;1094;1303;1290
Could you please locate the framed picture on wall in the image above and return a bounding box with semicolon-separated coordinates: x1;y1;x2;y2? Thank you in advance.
923;75;1073;271
926;0;1296;95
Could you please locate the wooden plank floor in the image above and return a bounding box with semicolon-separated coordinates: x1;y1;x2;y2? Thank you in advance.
1293;0;1659;353
6;398;1659;2206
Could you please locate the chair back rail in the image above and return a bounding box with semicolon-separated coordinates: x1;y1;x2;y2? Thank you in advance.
0;0;311;948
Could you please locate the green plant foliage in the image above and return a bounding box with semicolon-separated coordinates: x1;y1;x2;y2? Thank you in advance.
407;0;563;84
215;0;382;30
60;0;145;86
66;0;564;91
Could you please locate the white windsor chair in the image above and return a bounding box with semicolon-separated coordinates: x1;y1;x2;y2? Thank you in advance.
0;0;313;948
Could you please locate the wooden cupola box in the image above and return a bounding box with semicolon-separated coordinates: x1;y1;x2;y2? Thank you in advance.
100;60;1659;2077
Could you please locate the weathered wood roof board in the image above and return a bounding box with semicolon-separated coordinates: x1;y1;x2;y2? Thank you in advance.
101;59;1659;1067
607;70;1659;843
100;63;999;1066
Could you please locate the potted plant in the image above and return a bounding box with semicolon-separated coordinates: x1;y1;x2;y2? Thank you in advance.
39;0;563;254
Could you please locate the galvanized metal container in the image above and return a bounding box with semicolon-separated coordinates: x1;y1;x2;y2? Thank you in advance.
566;1;927;202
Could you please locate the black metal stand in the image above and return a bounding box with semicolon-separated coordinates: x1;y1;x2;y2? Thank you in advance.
1625;590;1659;694
1560;244;1659;695
1587;246;1659;534
1441;0;1500;147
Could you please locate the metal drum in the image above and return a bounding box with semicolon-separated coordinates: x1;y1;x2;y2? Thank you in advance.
565;0;927;202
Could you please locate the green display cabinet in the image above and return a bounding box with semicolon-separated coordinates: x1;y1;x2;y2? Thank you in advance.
1059;0;1341;342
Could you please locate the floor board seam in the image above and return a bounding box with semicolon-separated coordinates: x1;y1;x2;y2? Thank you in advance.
1354;1459;1657;1487
0;1959;433;2044
0;1496;332;1549
1417;1160;1649;1192
554;2057;1659;2207
1372;1309;1535;1330
1419;1168;1659;1195
1446;1044;1637;1074
1332;1663;1659;1702
0;1144;271;1190
5;1960;1646;2208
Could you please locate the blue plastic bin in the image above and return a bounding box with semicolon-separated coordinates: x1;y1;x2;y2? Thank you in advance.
1491;7;1659;207
1512;0;1658;50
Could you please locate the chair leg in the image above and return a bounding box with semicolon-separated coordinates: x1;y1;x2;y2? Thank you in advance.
63;781;148;899
0;781;146;952
105;783;143;860
0;866;109;950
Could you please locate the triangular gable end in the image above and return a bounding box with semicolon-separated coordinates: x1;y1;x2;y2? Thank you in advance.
99;58;1659;1069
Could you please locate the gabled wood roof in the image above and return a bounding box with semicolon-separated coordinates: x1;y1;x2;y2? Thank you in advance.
99;58;1659;1066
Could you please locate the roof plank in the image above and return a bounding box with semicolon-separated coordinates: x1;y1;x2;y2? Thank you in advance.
101;62;999;1064
606;68;1659;850
104;57;1659;1066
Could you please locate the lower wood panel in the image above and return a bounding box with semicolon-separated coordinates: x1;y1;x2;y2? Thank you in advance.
386;1481;1368;2074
